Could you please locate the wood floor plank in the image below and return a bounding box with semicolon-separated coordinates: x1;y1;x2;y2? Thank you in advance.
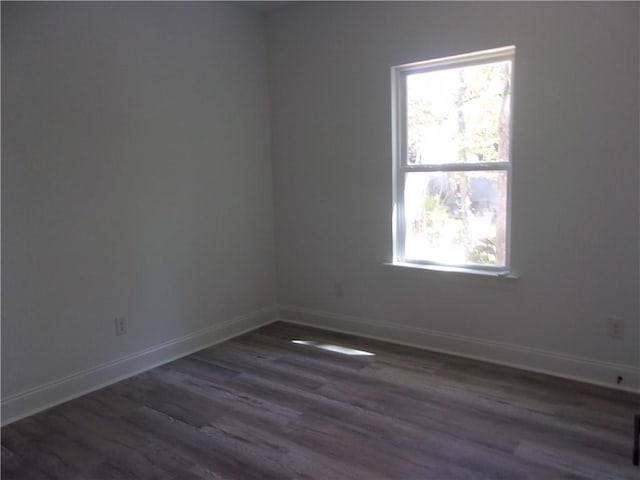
124;406;287;480
109;373;228;428
142;366;304;431
1;419;94;479
2;321;638;479
38;400;194;479
514;440;638;480
198;415;383;480
0;443;53;480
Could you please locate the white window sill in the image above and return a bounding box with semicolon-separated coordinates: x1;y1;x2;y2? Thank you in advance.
384;262;520;285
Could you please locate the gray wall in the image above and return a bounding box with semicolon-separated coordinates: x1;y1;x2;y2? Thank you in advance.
2;2;276;398
267;3;639;368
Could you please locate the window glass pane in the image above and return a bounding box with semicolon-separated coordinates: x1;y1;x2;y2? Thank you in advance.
404;171;507;267
406;60;511;165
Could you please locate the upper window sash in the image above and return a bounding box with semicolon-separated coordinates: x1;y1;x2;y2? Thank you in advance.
393;45;515;170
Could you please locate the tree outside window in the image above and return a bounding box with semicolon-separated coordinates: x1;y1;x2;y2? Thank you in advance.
393;47;514;270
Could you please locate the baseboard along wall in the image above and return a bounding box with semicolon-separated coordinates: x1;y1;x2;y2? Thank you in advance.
278;304;640;394
4;303;636;426
1;306;278;426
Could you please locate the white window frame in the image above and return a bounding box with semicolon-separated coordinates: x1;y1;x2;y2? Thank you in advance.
391;46;515;275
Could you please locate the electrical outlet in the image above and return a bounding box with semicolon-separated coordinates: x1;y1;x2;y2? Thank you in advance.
607;318;624;340
115;317;127;336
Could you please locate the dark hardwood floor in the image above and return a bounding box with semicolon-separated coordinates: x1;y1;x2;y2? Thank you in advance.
2;321;639;479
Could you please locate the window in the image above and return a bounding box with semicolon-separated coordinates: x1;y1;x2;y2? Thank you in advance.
392;46;514;272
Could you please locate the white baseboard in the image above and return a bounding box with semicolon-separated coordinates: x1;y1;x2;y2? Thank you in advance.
278;305;640;394
1;306;278;426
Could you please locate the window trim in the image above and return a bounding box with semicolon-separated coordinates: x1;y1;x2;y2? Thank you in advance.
391;46;515;274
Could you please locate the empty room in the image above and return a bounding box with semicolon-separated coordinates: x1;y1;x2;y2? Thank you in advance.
2;1;639;478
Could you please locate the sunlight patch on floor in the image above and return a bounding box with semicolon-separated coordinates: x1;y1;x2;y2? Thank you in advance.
291;339;375;356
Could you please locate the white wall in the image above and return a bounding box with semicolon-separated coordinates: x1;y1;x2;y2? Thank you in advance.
267;2;640;387
2;2;276;420
2;2;639;425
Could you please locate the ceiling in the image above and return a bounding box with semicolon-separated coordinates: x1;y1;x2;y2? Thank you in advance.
242;1;299;13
